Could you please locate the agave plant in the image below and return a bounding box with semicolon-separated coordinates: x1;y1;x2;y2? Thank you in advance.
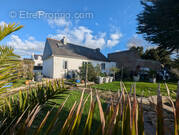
0;79;67;134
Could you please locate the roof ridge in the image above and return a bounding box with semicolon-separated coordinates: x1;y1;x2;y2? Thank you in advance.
108;49;137;55
68;43;98;51
46;37;62;42
47;37;100;51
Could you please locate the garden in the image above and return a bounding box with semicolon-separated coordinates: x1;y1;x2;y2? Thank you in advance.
1;0;179;134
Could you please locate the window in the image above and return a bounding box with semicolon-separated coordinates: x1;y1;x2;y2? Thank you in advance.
82;61;87;66
101;63;105;70
63;61;68;69
82;61;90;66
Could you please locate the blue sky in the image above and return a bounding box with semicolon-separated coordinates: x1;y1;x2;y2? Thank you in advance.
0;0;149;58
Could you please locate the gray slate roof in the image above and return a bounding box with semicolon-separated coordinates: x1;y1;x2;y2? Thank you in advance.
42;38;109;62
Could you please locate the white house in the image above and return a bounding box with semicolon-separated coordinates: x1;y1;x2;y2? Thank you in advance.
42;37;116;78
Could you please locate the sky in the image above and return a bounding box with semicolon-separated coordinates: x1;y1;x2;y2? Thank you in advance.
0;0;152;58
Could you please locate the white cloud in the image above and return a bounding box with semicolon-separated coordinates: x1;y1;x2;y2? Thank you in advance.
115;50;120;52
48;18;71;27
48;18;122;49
28;36;35;40
127;35;156;49
107;32;122;47
0;21;8;27
49;26;108;49
7;35;44;56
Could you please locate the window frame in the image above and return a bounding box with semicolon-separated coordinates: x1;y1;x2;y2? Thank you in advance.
101;63;105;70
63;60;68;69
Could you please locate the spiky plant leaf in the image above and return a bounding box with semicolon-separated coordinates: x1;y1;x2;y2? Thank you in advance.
176;81;179;135
45;96;69;135
96;90;105;135
156;84;164;135
59;101;77;135
33;111;51;135
83;90;96;135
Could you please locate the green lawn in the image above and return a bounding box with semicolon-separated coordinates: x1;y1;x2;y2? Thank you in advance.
30;90;106;135
92;81;178;98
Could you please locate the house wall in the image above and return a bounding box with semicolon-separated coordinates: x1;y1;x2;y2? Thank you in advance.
51;56;116;78
108;50;161;71
42;57;53;78
108;50;141;71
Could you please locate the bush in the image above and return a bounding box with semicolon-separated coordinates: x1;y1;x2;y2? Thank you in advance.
79;63;98;82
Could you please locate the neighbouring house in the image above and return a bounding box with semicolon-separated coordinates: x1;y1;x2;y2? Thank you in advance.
31;53;43;66
31;53;43;73
42;37;116;78
108;50;161;72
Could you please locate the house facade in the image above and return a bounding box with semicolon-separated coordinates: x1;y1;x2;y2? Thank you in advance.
42;37;116;78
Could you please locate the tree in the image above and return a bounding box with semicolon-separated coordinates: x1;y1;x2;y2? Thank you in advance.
137;0;179;54
0;23;23;93
79;63;97;82
94;64;101;76
142;47;171;66
172;57;179;70
129;46;144;57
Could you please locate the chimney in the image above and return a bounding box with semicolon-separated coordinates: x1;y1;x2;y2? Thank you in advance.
61;36;67;45
96;48;100;52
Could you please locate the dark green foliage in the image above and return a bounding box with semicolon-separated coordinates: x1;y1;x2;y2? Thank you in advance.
129;46;172;66
79;63;98;81
0;79;67;134
142;48;171;65
172;57;179;70
130;46;144;57
137;0;179;54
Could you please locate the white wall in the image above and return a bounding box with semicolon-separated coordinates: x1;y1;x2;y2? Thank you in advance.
42;57;53;78
52;56;116;79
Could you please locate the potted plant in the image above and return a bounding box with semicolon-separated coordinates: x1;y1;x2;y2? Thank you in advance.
109;76;113;82
35;72;43;82
110;67;120;81
133;74;140;82
148;70;157;83
133;66;140;82
97;76;104;84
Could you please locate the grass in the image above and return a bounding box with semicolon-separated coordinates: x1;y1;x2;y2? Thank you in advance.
92;81;178;98
30;90;107;135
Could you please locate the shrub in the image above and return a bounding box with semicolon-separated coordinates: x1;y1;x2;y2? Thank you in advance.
79;63;98;82
0;79;67;134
